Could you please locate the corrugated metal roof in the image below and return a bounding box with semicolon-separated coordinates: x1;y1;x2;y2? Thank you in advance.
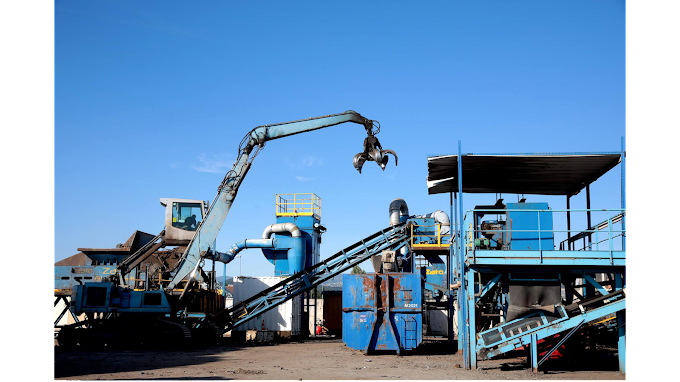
427;153;621;196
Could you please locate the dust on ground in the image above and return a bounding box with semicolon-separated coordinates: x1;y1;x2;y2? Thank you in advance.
54;339;623;380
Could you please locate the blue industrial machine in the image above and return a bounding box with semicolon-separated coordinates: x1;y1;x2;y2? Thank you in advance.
426;141;626;373
55;230;157;294
56;109;626;375
57;111;400;346
342;199;453;354
342;142;627;372
215;194;323;277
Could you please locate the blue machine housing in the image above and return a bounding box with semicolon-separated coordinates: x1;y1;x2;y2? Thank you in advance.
506;202;554;250
71;282;172;313
409;217;452;247
418;259;446;297
407;216;450;296
55;264;138;292
262;214;321;276
343;273;423;354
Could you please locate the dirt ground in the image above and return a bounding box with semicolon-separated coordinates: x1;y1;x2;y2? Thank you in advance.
55;338;624;380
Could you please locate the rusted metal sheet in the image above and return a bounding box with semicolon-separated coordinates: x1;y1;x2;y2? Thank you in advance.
342;273;422;353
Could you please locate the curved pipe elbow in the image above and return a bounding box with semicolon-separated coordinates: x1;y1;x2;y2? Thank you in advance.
214;239;274;264
262;223;302;239
389;198;410;226
427;210;451;236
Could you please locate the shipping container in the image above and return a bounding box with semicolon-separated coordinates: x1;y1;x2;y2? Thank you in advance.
232;276;302;336
343;273;423;353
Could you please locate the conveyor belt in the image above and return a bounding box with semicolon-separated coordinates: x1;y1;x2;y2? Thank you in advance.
477;289;625;360
207;224;409;333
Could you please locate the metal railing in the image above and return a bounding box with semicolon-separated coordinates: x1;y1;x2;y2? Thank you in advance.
275;193;321;218
460;208;625;254
410;223;451;248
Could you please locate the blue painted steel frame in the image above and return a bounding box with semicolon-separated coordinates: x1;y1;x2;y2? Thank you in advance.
457;140;469;367
619;136;626;373
448;139;626;373
480;297;625;358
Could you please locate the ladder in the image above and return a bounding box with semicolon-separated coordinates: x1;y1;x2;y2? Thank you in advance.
209;224;409;333
404;317;418;350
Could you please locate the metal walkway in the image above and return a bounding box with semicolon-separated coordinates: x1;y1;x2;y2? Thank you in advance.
208;224;409;333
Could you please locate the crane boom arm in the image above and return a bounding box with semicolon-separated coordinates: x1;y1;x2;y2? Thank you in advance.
166;111;390;292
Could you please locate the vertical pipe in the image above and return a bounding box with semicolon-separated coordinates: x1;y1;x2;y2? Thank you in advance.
453;191;460;352
467;267;477;369
538;210;542;260
614;137;626;374
615;271;626;373
448;192;454;344
621;136;626;250
566;195;571;250
586;185;592;251
454;193;459;277
457;140;468;369
531;333;539;373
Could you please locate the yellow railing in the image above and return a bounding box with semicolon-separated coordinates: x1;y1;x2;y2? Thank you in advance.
410;223;451;248
276;193;321;218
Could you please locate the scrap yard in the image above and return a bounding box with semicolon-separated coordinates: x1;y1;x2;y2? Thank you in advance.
54;111;626;379
55;339;623;380
49;1;637;380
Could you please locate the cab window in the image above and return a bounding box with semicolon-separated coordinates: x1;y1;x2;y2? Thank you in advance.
172;202;203;231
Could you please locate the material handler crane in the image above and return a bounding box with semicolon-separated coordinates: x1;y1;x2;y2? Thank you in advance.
59;110;399;346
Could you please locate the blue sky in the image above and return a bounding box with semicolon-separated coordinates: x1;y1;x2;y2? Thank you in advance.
55;1;625;276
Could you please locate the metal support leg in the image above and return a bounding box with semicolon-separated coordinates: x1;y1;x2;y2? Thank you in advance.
458;281;466;355
467;268;477;370
615;272;626;374
457;141;467;363
530;333;539;373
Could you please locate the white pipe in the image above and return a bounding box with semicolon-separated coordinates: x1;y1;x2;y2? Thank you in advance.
430;210;451;236
262;222;302;239
417;210;451;236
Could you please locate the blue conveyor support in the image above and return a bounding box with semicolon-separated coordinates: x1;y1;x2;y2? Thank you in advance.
208;224;409;333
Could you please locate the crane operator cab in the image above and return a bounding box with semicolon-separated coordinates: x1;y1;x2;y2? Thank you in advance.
160;198;208;246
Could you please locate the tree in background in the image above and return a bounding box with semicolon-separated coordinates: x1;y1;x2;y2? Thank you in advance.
351;265;366;274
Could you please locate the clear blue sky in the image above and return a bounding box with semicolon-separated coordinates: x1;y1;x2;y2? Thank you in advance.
55;1;625;276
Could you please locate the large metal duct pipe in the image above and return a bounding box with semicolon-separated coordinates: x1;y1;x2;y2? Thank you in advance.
262;222;302;239
389;198;410;226
414;210;451;236
428;210;451;236
262;223;305;275
212;239;274;264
